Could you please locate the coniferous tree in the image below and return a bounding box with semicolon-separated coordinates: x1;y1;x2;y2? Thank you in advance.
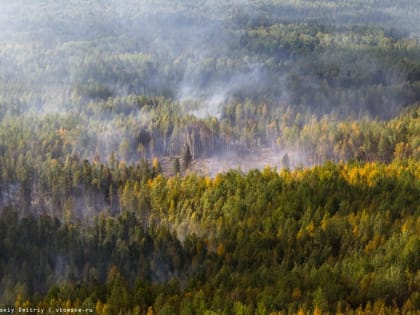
173;157;181;175
182;144;192;171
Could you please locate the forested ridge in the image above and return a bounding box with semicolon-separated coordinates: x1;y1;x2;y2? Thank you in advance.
1;161;420;314
1;0;420;314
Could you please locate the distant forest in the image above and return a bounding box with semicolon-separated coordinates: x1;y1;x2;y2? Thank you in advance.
0;0;420;314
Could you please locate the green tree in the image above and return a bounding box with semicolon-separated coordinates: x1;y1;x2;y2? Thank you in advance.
183;144;192;171
173;157;181;175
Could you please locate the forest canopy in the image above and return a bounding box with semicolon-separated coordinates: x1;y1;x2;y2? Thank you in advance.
0;0;420;314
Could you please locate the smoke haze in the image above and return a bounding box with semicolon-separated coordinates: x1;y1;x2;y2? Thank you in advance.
1;0;420;168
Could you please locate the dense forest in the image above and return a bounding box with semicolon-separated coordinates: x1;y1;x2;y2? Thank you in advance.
1;0;420;314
